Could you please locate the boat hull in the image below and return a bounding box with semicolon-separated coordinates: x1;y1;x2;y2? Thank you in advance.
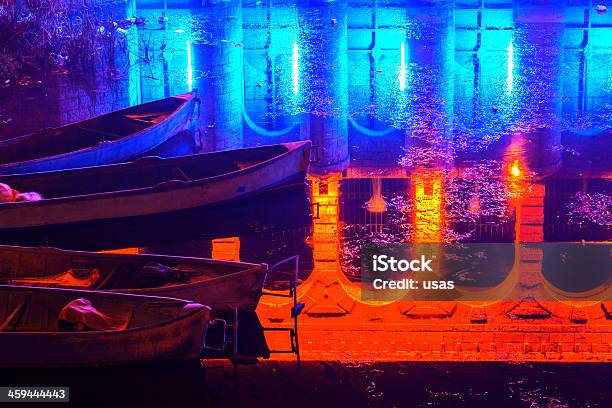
0;286;210;368
0;246;268;313
0;93;196;175
0;181;310;250
113;266;266;313
0;142;311;230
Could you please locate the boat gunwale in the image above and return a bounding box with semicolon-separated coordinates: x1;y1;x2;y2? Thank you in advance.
0;141;310;209
0;284;210;337
0;244;265;270
105;264;267;296
0;246;268;297
0;92;196;168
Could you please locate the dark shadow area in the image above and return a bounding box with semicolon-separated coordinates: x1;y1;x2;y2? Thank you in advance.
4;360;605;408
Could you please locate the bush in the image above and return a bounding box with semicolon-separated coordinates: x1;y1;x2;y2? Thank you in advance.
0;0;118;79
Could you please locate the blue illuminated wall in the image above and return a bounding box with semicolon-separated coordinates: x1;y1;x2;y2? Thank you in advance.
131;0;612;163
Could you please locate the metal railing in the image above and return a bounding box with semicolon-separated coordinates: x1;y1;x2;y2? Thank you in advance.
202;255;304;368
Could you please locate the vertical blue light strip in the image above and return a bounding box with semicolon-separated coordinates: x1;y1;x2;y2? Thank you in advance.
506;39;514;94
399;41;406;91
186;40;193;92
292;42;300;95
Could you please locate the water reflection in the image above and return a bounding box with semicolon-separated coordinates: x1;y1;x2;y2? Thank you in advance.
0;2;609;269
0;0;610;363
0;0;609;280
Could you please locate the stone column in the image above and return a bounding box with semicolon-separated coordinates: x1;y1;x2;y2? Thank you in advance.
400;1;455;244
402;0;455;172
510;0;565;177
191;0;244;152
298;0;349;175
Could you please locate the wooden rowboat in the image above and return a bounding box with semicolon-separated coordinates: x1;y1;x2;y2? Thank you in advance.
0;245;268;313
0;285;210;368
0;92;197;175
0;141;311;230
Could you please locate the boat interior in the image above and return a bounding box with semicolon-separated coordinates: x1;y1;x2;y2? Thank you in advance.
0;97;185;165
0;285;197;332
0;144;290;199
0;247;258;290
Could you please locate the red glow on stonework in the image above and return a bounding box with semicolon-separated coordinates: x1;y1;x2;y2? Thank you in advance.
211;237;241;261
412;170;446;243
93;175;608;350
211;174;612;363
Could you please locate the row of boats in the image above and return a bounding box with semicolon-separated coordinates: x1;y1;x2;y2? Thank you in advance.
0;247;269;367
0;93;311;367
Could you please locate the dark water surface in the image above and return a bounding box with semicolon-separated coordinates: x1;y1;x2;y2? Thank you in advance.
2;361;612;407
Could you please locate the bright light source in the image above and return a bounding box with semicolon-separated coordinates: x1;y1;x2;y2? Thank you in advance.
186;40;193;91
510;160;521;177
292;42;299;95
174;29;185;34
399;41;406;91
506;40;514;94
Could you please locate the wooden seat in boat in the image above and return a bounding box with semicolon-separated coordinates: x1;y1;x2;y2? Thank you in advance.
123;112;165;126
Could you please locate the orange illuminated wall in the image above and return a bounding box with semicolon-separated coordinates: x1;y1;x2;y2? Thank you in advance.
255;171;612;362
310;174;341;266
412;170;446;243
211;237;241;261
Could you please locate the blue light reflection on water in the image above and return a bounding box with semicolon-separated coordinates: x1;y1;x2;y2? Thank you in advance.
123;2;611;164
125;1;610;247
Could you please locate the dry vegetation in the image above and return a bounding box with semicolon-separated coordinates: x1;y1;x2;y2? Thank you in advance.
0;0;122;82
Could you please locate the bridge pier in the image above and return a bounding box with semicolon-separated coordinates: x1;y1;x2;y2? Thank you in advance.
191;0;244;152
298;0;350;175
402;0;455;172
509;0;565;177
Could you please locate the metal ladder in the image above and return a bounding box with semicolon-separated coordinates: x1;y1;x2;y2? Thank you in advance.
202;255;304;369
260;255;304;366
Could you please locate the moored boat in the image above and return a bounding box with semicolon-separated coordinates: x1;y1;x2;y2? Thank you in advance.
0;141;311;231
0;245;268;312
0;92;197;175
0;285;210;368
